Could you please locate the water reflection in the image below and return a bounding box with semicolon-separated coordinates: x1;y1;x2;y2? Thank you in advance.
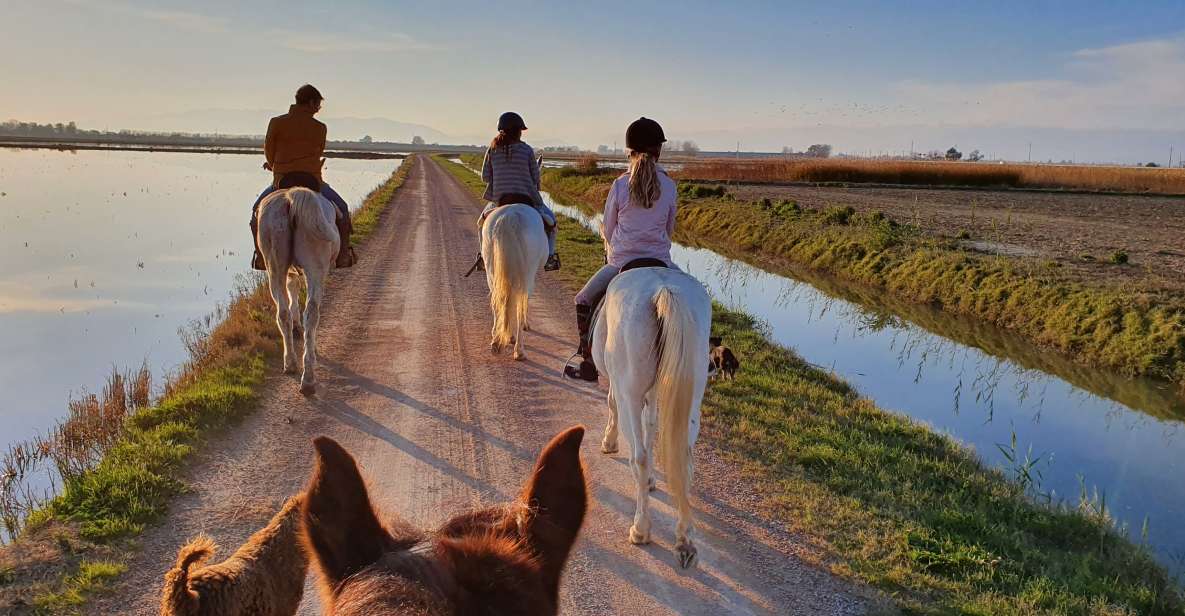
542;190;1185;572
0;149;399;447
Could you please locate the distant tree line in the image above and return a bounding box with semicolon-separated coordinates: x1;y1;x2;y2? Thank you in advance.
0;120;481;153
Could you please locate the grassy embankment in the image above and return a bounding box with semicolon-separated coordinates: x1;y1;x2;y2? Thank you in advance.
679;158;1185;194
539;165;1185;389
0;156;417;613
439;153;1183;615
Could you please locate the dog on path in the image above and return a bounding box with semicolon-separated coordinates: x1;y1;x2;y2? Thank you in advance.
161;494;307;616
709;336;740;380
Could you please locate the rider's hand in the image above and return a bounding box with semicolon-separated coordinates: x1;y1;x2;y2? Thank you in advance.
262;162;272;171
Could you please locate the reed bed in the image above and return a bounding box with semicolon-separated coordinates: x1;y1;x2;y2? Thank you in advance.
678;158;1185;194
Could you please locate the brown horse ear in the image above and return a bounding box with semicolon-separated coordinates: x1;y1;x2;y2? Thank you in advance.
519;426;588;598
303;437;392;590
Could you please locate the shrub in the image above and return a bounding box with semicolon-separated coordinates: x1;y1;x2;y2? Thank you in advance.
822;206;856;226
574;153;599;174
1111;250;1129;265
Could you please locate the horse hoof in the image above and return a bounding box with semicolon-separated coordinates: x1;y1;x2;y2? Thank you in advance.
513;350;524;361
283;364;297;375
300;382;316;396
629;525;651;545
648;476;657;492
523;322;532;332
600;441;618;454
676;539;698;569
490;342;502;355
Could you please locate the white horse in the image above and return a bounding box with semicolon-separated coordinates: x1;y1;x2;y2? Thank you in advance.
256;187;340;395
482;203;548;360
592;267;712;569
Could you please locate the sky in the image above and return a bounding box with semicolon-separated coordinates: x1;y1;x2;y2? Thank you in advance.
1;0;1183;162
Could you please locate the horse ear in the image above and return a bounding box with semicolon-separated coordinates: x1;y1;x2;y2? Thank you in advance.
519;426;588;596
302;437;392;589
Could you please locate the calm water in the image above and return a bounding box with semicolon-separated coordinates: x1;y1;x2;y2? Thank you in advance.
543;191;1185;573
0;149;399;447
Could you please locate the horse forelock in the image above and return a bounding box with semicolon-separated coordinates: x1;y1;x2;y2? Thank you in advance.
331;530;546;616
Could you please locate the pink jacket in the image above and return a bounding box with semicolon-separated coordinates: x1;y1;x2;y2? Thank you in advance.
602;168;677;268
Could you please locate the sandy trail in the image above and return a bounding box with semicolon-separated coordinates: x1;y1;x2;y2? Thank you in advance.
91;157;882;615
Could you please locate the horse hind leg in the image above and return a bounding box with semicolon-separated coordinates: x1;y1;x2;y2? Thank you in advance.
643;390;658;492
601;388;620;454
299;270;325;396
286;271;303;338
268;267;297;374
618;390;652;545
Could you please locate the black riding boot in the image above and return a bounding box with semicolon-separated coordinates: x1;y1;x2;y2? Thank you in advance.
564;304;599;381
336;216;357;268
250;214;266;270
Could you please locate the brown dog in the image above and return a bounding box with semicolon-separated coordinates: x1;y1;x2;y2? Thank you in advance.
301;426;588;616
161;494;307;616
709;336;740;380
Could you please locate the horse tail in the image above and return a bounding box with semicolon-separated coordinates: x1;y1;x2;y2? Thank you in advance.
653;283;700;529
160;535;215;616
486;208;534;350
289;188;338;245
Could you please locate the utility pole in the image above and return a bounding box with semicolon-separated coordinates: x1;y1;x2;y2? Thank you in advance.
1170;144;1174;168
1027;142;1032;163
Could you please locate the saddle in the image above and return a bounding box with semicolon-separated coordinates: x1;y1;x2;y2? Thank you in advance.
494;193;555;228
277;171;321;191
620;257;668;272
587;258;669;316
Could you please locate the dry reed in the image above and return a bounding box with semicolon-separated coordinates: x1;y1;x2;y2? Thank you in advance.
678;158;1185;194
0;272;269;544
1;366;150;542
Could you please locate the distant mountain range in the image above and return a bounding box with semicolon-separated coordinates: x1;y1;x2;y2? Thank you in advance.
136;109;460;144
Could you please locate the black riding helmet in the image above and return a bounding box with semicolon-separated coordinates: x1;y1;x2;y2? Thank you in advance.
497;112;527;132
625;117;666;150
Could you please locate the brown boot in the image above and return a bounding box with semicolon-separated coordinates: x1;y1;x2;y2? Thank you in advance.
250;215;266;270
335;217;356;268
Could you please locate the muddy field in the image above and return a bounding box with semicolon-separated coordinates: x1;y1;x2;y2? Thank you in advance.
728;183;1185;292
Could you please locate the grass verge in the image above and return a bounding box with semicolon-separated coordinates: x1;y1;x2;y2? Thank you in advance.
437;154;1183;614
0;156;416;614
540;167;1185;388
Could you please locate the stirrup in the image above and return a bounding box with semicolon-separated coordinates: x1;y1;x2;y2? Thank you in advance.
562;352;598;382
545;253;561;271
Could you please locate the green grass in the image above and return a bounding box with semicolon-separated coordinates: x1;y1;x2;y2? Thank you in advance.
3;161;417;613
33;560;126;613
541;168;1185;388
351;154;417;243
432;156;1184;614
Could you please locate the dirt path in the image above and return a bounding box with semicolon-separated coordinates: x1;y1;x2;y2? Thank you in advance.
91;157;883;615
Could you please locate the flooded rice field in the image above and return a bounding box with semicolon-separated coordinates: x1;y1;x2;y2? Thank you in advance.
0;149;398;449
544;190;1185;574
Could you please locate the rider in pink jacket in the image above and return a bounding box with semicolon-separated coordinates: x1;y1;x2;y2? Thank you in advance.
565;117;675;381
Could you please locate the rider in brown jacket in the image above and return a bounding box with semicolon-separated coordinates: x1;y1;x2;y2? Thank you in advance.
250;84;356;269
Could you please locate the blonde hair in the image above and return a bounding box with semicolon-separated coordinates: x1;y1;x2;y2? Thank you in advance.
627;147;662;208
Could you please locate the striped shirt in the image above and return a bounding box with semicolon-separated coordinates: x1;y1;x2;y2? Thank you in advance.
481;142;544;207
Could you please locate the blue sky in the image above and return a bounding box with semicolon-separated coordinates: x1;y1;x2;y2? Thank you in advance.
2;0;1183;162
